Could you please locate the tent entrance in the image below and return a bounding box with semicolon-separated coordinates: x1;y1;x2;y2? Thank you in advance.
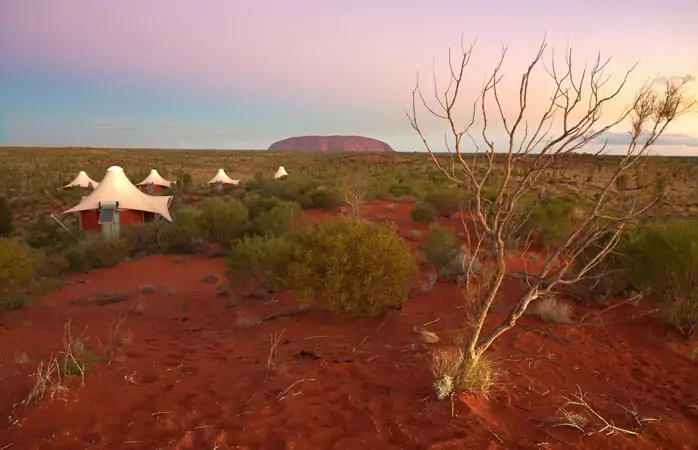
98;201;121;238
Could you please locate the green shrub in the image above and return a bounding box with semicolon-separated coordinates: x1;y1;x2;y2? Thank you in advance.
227;235;303;291
158;207;203;253
64;233;130;272
420;225;478;279
516;196;588;248
32;249;69;279
411;203;437;224
284;218;417;316
251;201;304;237
175;172;193;193
425;189;465;218
22;217;76;251
389;183;413;198
615;220;698;337
0;196;12;237
306;188;344;210
244;194;283;220
121;222;163;257
0;238;38;313
196;197;249;246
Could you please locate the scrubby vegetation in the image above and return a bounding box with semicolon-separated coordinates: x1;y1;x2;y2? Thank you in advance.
614;220;698;337
228;217;417;316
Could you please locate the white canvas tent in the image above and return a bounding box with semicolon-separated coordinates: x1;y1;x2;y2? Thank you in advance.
273;166;288;179
207;168;239;185
62;166;173;221
63;171;100;189
137;169;173;188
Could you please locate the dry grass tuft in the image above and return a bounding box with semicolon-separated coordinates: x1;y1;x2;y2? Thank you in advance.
235;310;262;328
13;351;29;365
531;296;573;324
23;356;65;407
431;346;494;399
267;329;285;368
414;326;440;344
132;295;147;315
97;311;129;364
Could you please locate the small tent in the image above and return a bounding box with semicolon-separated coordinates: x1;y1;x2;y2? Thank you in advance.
60;166;172;237
136;169;173;194
63;171;100;190
207;168;239;190
273;166;288;179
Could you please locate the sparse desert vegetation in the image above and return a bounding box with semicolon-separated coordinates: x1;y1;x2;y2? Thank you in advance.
1;49;698;450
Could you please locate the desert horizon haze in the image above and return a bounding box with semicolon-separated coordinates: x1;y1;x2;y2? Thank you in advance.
1;0;697;154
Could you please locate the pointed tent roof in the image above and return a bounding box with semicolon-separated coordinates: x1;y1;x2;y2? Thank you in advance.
273;166;288;179
62;166;173;221
207;168;239;185
137;169;173;188
64;171;100;189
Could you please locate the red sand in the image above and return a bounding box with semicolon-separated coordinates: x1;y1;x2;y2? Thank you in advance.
1;202;697;449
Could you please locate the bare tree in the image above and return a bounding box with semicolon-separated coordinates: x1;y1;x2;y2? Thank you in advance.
407;35;694;393
337;169;368;219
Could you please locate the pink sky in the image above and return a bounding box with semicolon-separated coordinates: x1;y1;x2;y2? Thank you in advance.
0;0;696;152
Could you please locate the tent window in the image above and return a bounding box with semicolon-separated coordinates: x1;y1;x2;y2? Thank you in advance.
146;182;155;194
98;208;116;224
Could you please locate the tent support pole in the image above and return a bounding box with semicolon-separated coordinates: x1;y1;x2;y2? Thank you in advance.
50;214;78;240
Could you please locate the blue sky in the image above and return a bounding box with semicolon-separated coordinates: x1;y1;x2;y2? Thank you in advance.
1;0;696;153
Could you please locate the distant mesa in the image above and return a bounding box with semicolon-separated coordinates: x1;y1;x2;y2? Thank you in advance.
268;135;395;153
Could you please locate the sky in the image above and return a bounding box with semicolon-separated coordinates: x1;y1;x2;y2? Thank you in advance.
0;0;697;154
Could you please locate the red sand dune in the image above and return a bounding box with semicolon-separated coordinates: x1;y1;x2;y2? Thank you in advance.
1;201;697;449
268;135;395;153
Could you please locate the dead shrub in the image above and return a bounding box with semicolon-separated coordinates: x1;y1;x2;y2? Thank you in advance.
531;296;573;324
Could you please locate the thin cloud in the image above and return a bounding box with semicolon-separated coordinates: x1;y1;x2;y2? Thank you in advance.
96;120;142;131
134;121;182;129
595;131;698;147
214;129;254;136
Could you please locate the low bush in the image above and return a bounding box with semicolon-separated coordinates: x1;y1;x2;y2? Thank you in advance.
424;189;465;218
226;217;417;316
32;250;69;279
120;222;163;257
285;218;417;316
411;203;437;224
304;187;344;210
64;233;130;272
196;197;249;246
420;225;478;279
250;201;304;237
614;220;698;337
244;194;283;220
158;206;203;254
0;238;38;313
22;217;76;251
227;235;303;292
530;296;573;324
516;196;589;248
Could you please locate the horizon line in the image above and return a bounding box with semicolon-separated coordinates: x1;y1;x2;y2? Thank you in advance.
0;145;695;158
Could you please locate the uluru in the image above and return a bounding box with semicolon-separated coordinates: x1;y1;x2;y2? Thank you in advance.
268;135;396;152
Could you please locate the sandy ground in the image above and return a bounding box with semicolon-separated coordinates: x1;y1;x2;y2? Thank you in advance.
1;202;697;449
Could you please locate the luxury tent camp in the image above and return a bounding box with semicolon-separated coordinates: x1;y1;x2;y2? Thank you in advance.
273;166;289;179
60;166;173;237
63;171;100;190
207;168;239;190
136;169;173;194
